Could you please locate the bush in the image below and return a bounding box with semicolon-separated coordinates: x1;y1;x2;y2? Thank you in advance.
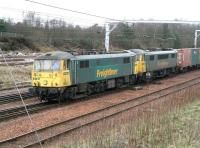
0;37;39;51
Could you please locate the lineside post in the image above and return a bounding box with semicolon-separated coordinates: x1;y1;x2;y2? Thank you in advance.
105;23;118;53
194;30;200;48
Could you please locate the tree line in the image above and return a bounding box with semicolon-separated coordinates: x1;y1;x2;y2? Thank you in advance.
0;12;200;51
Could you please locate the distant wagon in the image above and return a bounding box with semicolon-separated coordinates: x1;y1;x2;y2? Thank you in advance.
176;48;200;71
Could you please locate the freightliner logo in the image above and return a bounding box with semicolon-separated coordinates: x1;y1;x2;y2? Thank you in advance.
96;68;118;78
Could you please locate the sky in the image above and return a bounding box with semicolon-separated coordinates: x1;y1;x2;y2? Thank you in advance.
0;0;200;26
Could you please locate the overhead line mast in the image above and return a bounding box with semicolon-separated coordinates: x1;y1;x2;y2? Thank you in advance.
105;20;200;52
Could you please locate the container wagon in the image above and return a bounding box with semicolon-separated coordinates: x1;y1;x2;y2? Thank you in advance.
176;48;199;71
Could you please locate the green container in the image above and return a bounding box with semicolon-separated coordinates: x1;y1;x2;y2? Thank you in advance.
191;48;199;65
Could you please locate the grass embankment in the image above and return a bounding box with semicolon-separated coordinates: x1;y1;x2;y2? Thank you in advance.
0;65;31;88
63;99;200;148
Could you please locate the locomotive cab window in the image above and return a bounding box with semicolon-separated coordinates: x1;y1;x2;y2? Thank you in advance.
158;54;169;60
34;60;41;70
123;57;130;64
52;60;60;70
80;60;89;68
33;60;60;71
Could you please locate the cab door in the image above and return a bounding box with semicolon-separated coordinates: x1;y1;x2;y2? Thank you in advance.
62;60;71;86
134;54;146;74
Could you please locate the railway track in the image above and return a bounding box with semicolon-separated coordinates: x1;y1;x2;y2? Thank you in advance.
1;75;200;148
0;61;33;66
0;85;31;91
0;55;36;59
0;56;36;66
0;91;34;105
0;81;31;91
0;83;33;104
0;55;36;66
0;102;58;121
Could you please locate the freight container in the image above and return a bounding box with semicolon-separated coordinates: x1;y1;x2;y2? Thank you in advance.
176;48;192;68
197;48;200;66
191;48;199;66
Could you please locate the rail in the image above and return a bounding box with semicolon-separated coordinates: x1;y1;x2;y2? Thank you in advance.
0;102;58;121
0;75;199;147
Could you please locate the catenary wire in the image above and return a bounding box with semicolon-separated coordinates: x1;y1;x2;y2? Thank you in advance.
25;0;122;21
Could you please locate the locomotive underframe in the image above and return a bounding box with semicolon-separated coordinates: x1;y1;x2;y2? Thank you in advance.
31;65;184;102
31;74;138;102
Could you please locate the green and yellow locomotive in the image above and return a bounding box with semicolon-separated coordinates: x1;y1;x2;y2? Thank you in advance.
31;51;147;102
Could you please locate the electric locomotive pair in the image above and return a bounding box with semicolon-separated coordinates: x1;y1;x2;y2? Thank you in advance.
30;48;200;102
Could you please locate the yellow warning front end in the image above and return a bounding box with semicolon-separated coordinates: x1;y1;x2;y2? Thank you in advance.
32;60;71;88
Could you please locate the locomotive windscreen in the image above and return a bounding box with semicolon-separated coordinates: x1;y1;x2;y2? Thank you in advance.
34;60;61;71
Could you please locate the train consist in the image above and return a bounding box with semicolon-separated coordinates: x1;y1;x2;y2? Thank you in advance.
30;48;200;102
